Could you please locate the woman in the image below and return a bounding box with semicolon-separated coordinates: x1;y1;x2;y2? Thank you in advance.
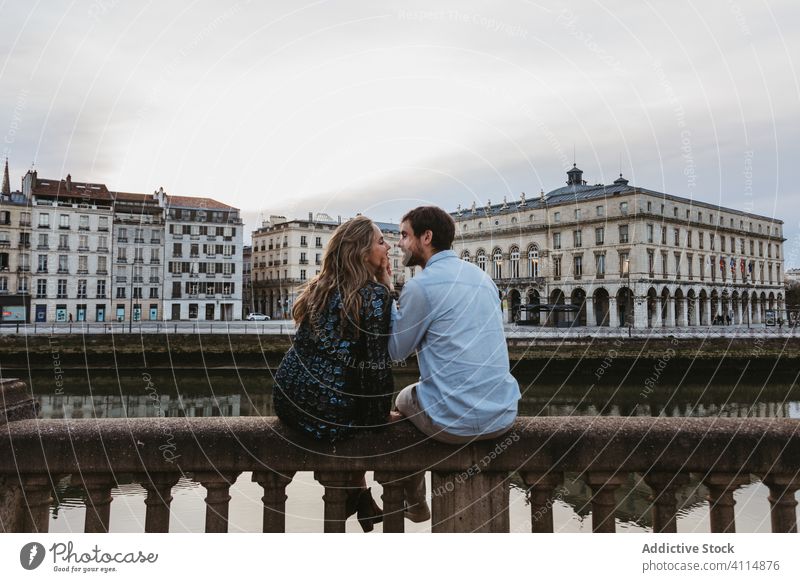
273;215;395;531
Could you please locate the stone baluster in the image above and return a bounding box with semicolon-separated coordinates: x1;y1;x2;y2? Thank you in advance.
252;470;295;533
20;475;53;533
586;472;626;533
521;472;564;533
193;471;241;533
703;473;749;533
315;471;358;533
763;474;800;533
374;471;409;533
139;474;180;533
75;474;116;533
643;472;690;533
431;470;509;533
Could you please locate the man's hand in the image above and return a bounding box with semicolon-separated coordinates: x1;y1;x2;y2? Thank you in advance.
387;411;405;423
377;255;394;291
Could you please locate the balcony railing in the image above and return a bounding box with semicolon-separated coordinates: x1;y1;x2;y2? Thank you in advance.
1;380;798;534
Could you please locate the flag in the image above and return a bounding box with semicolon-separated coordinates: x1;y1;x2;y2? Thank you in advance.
740;259;745;273
730;257;735;272
748;261;753;273
719;257;724;271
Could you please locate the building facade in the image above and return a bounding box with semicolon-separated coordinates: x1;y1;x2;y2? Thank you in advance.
164;193;244;321
250;213;413;319
452;165;786;328
3;167;243;323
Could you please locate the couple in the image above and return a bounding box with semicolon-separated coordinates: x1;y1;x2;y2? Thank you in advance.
273;206;521;531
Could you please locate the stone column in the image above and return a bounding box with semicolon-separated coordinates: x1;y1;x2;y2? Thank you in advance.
753;300;761;324
585;297;595;327
704;298;712;326
608;297;619;328
634;297;648;329
734;299;742;326
653;300;663;327
677;297;688;327
0;379;39;532
666;298;676;327
691;298;700;326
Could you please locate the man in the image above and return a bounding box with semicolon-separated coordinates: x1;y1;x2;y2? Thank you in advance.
386;205;521;522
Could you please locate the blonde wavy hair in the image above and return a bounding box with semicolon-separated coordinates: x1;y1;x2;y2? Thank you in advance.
293;215;380;338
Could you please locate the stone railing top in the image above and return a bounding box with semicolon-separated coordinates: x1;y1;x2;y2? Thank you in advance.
1;416;798;476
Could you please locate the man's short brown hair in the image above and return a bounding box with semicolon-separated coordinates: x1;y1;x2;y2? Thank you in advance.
401;206;456;251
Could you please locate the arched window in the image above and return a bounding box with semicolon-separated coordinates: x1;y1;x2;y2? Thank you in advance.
461;250;471;263
476;249;487;272
509;246;520;279
511;216;518;225
492;247;503;279
527;244;539;278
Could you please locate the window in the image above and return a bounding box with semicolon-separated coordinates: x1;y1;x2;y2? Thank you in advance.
553;256;561;280
173;243;182;257
646;224;654;243
673;228;680;246
38;213;50;228
78;256;88;273
647;250;654;277
149;288;159;299
595;227;604;245
698;232;704;249
96;280;106;298
98;216;108;231
687;254;693;279
79;234;88;250
300;269;307;281
37;255;48;273
596;254;606;278
38;233;48;249
661;227;667;244
98;235;108;250
527;245;539;278
300;252;307;264
619;225;629;244
58;214;69;229
492;248;503;279
315;237;322;248
710;234;716;250
673;207;678;218
553;212;561;223
58;255;68;273
58;234;69;250
596;205;605;217
573;230;582;247
721;237;726;252
57;279;67;299
620;201;628;215
619;252;630;276
77;279;87;299
573;255;583;278
552;232;561;249
97;256;107;274
574;208;581;220
647;201;652;212
686;230;692;248
661;252;668;277
116;287;126;299
477;249;486;272
698;255;704;281
36;279;47;298
509;247;520;278
79;215;89;230
300;236;307;247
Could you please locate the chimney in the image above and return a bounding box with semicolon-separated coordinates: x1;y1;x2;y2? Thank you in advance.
65;174;72;192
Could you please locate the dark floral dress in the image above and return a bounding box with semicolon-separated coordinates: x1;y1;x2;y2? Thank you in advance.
273;282;394;442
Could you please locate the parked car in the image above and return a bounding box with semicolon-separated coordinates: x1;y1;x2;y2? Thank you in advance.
246;313;270;321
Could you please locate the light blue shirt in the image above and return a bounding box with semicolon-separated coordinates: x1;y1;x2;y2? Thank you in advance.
389;250;520;436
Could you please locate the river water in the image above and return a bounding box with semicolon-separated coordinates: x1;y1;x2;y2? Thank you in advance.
13;367;799;533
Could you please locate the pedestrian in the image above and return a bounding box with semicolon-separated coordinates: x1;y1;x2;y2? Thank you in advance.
68;313;73;323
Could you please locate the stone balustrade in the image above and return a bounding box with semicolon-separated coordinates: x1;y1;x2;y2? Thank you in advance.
0;380;798;533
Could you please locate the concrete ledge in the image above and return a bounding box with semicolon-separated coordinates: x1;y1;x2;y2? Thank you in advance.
1;416;798;475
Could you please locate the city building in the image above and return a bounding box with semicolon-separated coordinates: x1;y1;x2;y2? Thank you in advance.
452;165;786;328
250;213;413;319
24;171;115;323
111;191;165;323
164;193;243;321
242;244;253;317
4;166;243;323
0;158;31;322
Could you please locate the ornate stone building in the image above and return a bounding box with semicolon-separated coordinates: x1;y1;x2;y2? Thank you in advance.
452;165;786;328
250;213;413;319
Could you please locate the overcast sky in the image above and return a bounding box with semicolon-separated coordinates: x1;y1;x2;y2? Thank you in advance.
1;0;798;264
